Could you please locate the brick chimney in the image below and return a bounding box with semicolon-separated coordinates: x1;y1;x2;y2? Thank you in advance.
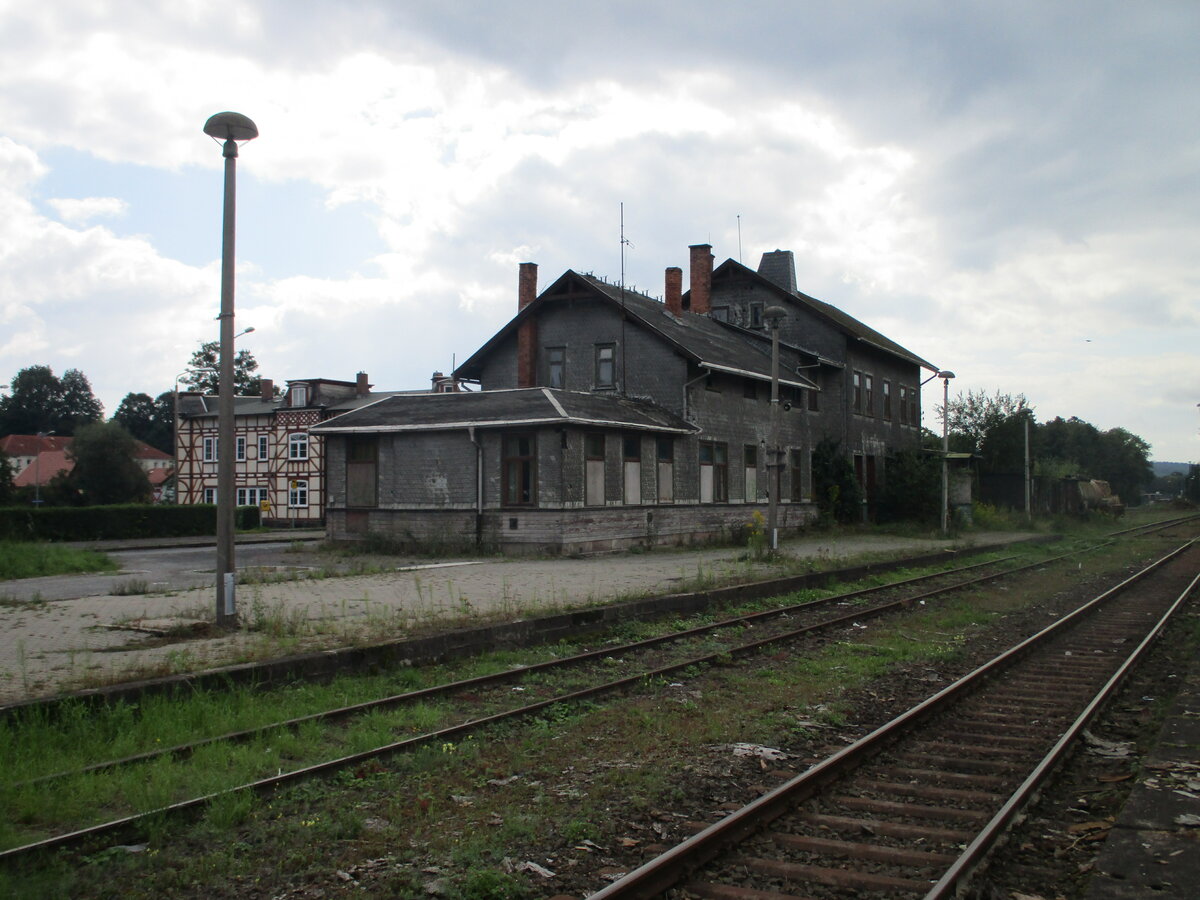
518;262;538;310
688;243;713;314
516;262;538;388
664;266;683;315
356;371;370;397
260;378;273;401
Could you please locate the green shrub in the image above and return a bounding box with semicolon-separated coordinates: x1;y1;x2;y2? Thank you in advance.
0;504;261;542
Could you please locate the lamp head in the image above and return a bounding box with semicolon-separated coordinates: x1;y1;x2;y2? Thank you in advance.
938;370;956;380
203;112;258;142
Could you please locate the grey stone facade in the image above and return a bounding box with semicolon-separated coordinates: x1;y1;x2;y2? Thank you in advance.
318;247;936;554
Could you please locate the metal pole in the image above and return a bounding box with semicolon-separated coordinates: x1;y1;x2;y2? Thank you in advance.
765;306;787;550
215;137;238;626
941;375;950;535
1024;415;1032;522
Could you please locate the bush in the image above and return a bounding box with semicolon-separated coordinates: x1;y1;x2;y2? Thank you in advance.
876;449;940;525
0;504;261;542
811;438;863;525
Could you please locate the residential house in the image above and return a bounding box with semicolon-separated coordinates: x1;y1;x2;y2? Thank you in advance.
175;373;414;525
5;434;172;495
314;244;937;554
0;433;73;479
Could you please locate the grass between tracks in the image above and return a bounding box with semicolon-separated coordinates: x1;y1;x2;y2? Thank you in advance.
0;530;1174;898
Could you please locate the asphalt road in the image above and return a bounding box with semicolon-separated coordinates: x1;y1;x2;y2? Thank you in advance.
3;542;334;602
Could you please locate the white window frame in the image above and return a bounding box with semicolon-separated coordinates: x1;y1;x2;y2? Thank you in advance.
288;433;309;460
288;479;309;508
257;435;269;460
235;436;246;461
203;487;217;504
203;436;217;462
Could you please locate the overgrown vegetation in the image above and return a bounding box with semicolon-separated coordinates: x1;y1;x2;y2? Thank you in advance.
0;541;117;580
811;437;863;524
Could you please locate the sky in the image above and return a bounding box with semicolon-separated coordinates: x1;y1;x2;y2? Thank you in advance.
0;1;1197;461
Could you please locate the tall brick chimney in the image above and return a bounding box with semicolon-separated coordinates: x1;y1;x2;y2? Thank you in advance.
517;262;538;388
260;378;273;401
518;262;538;310
688;243;713;314
356;372;370;397
664;266;683;315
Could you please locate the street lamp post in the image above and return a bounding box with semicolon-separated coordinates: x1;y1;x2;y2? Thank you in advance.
764;306;788;551
939;370;956;535
204;111;258;626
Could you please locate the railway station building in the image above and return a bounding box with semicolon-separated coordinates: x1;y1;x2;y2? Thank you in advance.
314;244;937;554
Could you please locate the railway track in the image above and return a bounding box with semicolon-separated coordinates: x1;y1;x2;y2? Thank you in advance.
2;549;1058;863
588;537;1200;899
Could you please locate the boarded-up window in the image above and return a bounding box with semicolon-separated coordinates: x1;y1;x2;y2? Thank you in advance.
623;435;641;505
744;445;758;501
700;441;728;504
585;433;605;506
503;434;535;506
790;449;805;502
656;437;674;503
347;437;378;507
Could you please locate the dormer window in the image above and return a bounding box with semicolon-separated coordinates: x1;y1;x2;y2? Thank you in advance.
290;384;308;407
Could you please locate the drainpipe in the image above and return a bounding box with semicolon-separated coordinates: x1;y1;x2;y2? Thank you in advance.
469;427;483;547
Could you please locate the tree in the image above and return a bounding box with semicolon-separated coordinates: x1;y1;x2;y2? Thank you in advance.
811;438;863;525
945;390;1033;456
876;447;940;525
0;365;104;436
57;369;105;433
182;341;270;396
65;422;151;505
0;449;14;505
113;391;175;454
1036;416;1152;506
0;365;62;435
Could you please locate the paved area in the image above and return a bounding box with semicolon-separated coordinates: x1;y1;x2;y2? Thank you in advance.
0;531;1033;704
1087;657;1200;899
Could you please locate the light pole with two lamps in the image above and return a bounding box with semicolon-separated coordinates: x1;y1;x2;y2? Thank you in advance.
204;111;258;626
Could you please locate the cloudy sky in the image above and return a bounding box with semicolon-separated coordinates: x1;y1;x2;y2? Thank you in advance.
0;1;1196;461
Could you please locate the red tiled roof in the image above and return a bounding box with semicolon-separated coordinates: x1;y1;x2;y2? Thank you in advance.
12;450;74;487
0;434;72;457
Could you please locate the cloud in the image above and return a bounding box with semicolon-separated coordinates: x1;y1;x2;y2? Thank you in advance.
47;196;128;224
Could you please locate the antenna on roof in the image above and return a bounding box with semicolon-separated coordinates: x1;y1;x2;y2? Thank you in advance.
737;214;742;263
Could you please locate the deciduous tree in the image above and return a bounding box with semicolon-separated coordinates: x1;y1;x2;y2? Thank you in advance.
182;342;271;396
66;422;151;505
0;365;104;436
112;391;175;454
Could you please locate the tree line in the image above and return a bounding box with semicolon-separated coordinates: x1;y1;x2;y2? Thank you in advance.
944;390;1156;507
0;346;272;507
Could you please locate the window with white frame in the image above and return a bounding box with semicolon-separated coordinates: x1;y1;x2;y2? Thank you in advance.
203;436;217;462
288;479;309;508
203;487;217;504
257;435;269;460
288;433;309;460
236;487;269;506
236;436;246;461
289;384;308;407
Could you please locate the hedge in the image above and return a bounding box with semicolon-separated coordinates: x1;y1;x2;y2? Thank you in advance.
0;504;261;542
